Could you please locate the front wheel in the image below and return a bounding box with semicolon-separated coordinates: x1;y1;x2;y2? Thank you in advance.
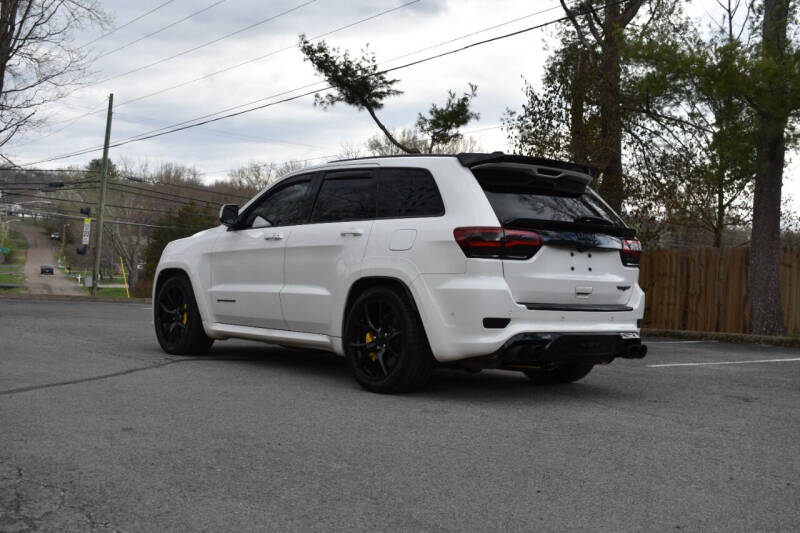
154;275;214;355
523;362;594;384
344;286;434;393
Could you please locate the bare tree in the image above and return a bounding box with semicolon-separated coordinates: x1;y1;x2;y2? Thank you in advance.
227;160;307;192
0;0;108;151
365;129;481;156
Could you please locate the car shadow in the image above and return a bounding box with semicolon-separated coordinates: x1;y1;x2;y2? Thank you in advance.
202;341;635;404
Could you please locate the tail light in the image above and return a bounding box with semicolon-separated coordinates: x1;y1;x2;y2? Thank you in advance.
620;239;642;267
453;227;541;260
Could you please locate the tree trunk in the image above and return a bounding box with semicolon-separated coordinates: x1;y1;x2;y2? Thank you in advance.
750;114;786;335
714;177;724;248
364;105;420;154
569;48;590;164
0;0;18;94
749;0;789;336
597;6;625;212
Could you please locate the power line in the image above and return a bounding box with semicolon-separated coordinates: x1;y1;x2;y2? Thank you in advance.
20;0;422;139
0;168;90;173
109;0;421;108
79;0;179;49
113;111;321;149
95;0;227;60
380;2;563;66
96;0;317;85
119;176;251;200
22;207;209;230
19;0;629;167
108;183;225;207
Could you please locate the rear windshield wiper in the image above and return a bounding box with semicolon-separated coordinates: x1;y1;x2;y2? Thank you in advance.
573;216;612;226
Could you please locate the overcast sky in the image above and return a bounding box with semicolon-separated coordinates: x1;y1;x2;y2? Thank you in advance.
4;0;798;212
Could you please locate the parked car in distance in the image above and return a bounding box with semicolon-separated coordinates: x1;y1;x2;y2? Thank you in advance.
152;153;647;393
50;232;60;240
40;264;54;275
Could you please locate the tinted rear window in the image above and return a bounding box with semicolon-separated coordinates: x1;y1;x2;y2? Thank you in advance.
310;174;375;223
377;168;444;218
475;170;624;226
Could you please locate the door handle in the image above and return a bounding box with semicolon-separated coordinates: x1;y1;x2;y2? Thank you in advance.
264;233;284;241
340;229;364;237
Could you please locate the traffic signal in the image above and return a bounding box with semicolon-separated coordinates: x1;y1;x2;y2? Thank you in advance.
76;245;88;255
80;207;91;216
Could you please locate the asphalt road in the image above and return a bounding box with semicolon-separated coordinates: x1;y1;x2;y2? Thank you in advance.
16;224;83;296
1;298;799;532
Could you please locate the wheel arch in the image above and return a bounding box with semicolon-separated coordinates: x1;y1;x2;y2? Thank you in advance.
341;276;421;338
154;267;190;298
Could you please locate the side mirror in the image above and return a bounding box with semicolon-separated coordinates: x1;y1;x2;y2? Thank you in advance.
219;204;240;227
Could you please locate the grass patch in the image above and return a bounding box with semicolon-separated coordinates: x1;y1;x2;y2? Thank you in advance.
0;225;27;287
80;286;129;298
0;272;24;283
0;286;28;295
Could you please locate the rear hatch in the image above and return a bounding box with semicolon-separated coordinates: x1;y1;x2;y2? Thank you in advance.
465;155;639;310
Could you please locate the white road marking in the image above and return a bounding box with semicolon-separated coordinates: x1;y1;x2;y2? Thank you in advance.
648;357;800;368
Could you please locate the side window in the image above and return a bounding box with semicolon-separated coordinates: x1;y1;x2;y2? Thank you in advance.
310;173;375;223
243;179;311;229
377;168;444;218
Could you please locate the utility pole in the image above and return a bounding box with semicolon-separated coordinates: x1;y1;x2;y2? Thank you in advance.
91;93;113;296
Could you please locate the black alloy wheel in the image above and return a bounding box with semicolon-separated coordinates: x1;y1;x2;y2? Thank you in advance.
154;275;214;355
344;286;434;393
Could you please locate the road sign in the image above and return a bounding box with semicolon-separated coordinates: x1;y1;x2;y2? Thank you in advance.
81;218;91;245
0;247;9;253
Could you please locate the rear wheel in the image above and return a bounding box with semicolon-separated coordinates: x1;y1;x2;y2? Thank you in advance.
344;286;434;393
523;362;594;384
154;275;214;355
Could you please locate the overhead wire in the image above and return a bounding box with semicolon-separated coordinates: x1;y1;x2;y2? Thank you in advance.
94;0;227;60
107;0;422;109
96;0;317;84
19;0;629;168
16;0;420;139
79;0;179;49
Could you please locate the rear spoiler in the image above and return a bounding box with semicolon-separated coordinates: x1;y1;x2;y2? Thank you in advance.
456;153;600;180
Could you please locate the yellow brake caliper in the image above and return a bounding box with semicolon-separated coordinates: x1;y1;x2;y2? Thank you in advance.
181;303;188;326
365;331;377;361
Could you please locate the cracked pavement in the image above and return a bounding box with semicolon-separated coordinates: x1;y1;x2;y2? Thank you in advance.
1;298;799;532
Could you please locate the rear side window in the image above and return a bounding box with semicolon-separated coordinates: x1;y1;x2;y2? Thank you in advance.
377;168;444;218
475;169;624;227
310;173;375;223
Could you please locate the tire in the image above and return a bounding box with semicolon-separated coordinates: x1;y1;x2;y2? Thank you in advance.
523;362;594;384
154;275;214;355
344;286;434;393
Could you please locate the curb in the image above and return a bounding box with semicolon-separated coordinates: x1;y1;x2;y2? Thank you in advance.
643;328;800;349
0;293;150;304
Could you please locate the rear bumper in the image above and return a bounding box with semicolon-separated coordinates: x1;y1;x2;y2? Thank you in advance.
452;332;647;370
410;269;646;363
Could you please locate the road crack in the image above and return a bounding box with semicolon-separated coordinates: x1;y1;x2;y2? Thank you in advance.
0;459;121;532
0;356;264;397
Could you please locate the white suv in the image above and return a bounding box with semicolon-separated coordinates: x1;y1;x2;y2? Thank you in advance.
153;153;646;393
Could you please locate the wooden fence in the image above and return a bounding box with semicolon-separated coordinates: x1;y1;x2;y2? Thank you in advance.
639;247;800;335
